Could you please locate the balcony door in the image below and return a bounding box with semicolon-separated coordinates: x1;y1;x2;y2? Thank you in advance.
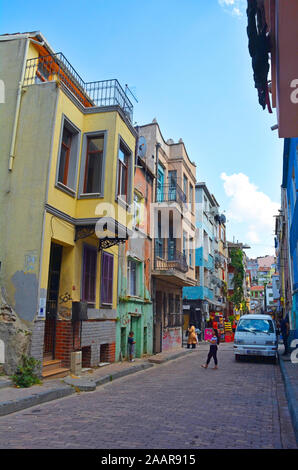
168;170;177;201
168;239;176;261
157;163;164;202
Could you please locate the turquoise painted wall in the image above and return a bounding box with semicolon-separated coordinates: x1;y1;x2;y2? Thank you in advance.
116;243;153;360
183;285;214;301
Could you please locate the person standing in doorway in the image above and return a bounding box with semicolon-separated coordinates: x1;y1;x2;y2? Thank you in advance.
201;328;220;369
128;331;136;362
280;314;290;355
187;324;198;349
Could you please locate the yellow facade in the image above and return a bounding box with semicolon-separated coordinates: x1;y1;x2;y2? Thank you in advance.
0;32;137;370
40;84;136;313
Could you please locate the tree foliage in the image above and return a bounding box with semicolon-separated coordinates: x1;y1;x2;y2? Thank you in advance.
229;248;245;310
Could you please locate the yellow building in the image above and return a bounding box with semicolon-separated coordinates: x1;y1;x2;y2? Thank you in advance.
0;32;136;376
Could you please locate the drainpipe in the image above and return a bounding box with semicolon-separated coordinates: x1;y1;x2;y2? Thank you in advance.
8;37;37;171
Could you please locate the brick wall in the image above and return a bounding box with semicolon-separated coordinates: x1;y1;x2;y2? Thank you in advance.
81;320;116;366
54;320;116;367
82;346;91;368
55;321;73;367
32;319;117;368
100;343;116;363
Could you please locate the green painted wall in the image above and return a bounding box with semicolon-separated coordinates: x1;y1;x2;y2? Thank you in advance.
116;243;153;360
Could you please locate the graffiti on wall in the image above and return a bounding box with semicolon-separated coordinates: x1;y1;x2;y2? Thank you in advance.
24;252;38;273
121;313;130;327
162;328;182;351
59;292;72;304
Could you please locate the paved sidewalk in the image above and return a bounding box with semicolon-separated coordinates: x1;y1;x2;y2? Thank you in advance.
278;346;298;446
0;344;204;417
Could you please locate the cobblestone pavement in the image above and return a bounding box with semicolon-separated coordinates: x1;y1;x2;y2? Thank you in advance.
0;344;296;449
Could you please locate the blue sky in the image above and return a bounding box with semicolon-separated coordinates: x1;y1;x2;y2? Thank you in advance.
0;0;283;257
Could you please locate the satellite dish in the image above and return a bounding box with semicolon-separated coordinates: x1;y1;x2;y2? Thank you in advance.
138;136;147;158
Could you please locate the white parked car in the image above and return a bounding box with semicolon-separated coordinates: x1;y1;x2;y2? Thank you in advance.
234;314;278;363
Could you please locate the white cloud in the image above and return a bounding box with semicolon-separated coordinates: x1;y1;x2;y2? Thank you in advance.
232;7;242;16
218;0;245;17
221;172;279;254
219;0;236;5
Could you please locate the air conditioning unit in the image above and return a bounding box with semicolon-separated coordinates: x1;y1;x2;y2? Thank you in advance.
210;206;219;217
72;301;88;321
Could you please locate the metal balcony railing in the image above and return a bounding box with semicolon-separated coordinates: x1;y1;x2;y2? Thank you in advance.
23;53;133;121
154;245;188;273
156;183;186;206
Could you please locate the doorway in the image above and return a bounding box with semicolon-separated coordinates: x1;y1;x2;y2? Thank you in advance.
44;243;63;359
130;315;141;358
143;326;148;355
120;327;127;360
154;291;163;353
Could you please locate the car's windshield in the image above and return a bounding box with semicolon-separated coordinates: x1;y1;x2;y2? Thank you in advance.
237;319;274;334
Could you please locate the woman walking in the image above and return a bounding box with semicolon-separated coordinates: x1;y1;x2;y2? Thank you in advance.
201;328;219;369
187;324;198;349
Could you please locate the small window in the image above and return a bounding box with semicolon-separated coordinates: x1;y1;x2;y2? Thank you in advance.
189;236;193;267
128;259;138;296
101;252;114;305
175;295;180;314
117;141;131;202
183;175;188;199
169;293;174;313
183;231;187;257
58;127;72;186
83;136;104;194
189;183;193;211
57;117;80;192
133;193;142;228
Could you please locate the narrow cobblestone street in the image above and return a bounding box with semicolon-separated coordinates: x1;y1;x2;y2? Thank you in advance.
0;344;296;449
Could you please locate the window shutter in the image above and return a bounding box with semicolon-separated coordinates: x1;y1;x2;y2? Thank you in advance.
82;245;97;303
101;252;113;305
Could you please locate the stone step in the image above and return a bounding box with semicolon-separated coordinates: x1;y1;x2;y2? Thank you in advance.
43;359;62;373
42;367;70;379
43;353;53;362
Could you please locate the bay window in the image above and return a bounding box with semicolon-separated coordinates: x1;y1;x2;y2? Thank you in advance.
83;135;104;194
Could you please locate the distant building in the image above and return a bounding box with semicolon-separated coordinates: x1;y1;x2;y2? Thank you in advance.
257;267;272;286
138;122;197;353
182;183;228;334
246;258;258;286
250;286;265;314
